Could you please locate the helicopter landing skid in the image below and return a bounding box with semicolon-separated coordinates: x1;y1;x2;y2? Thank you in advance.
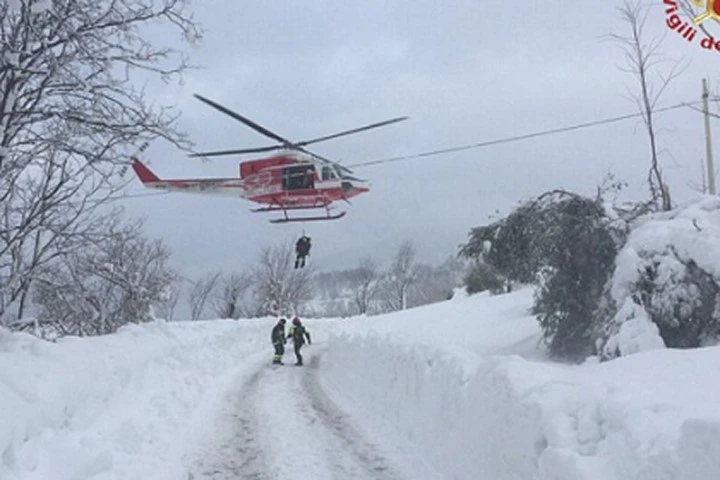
251;204;330;213
269;211;346;223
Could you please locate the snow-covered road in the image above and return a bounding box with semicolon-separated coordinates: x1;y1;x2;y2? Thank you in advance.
4;290;720;480
186;363;268;479
185;344;435;480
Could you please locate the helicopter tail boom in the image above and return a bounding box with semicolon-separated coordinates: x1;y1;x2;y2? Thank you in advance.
132;158;161;184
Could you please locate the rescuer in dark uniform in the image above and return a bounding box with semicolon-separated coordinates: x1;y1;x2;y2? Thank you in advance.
287;316;311;366
271;318;287;365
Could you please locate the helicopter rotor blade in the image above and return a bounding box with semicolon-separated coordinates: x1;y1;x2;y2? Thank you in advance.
297;116;409;147
297;147;333;164
194;94;294;147
189;145;284;158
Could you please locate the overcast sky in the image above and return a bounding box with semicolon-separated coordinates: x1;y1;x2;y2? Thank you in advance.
119;1;720;279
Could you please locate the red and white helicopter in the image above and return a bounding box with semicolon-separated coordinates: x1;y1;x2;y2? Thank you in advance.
132;94;407;223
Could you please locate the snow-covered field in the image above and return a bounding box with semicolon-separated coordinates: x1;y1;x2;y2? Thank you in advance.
2;287;720;479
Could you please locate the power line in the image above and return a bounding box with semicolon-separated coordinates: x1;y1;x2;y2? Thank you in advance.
347;100;713;169
687;103;720;120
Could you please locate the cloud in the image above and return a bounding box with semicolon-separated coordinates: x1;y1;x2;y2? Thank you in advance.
121;0;719;280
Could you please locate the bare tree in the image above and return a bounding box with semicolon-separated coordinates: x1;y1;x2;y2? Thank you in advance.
380;241;419;312
188;272;221;321
351;257;380;315
0;167;121;323
253;242;313;317
0;1;199;325
154;278;183;321
212;272;254;319
412;256;468;306
32;215;175;337
611;1;685;211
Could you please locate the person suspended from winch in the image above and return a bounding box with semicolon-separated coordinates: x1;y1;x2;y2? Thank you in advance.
295;234;311;269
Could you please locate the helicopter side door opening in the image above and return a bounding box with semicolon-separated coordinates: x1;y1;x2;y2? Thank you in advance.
282;165;315;190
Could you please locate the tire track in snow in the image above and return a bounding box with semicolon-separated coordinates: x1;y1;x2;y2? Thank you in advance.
228;369;269;479
301;353;403;480
188;367;270;480
189;346;416;480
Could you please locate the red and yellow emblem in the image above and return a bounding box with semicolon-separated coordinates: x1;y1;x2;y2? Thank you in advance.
692;0;720;24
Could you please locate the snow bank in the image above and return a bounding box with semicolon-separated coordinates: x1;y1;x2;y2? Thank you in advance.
326;287;543;359
324;289;720;480
0;319;271;480
325;337;545;479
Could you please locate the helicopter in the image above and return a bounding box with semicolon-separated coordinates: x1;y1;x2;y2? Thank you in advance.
131;94;407;223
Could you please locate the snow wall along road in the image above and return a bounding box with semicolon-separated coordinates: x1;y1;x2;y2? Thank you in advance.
324;331;720;480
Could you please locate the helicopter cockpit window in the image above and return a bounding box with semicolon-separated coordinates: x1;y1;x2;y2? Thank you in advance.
335;165;360;181
321;166;337;181
283;165;315;190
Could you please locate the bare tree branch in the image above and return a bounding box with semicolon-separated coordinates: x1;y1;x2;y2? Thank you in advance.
32;215;176;337
610;1;687;211
378;241;420;312
188;272;221;321
352;257;380;315
212;272;254;319
253;242;313;317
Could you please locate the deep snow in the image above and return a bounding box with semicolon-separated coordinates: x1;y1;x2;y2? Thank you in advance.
2;287;720;479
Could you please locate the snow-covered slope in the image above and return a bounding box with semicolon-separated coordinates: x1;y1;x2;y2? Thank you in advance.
1;288;719;479
0;320;273;480
325;288;720;480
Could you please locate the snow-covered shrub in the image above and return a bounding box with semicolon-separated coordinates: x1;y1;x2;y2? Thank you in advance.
598;296;665;358
635;258;719;347
598;198;720;358
462;190;625;360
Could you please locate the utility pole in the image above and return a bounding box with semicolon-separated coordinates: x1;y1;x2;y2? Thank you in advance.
702;78;716;195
